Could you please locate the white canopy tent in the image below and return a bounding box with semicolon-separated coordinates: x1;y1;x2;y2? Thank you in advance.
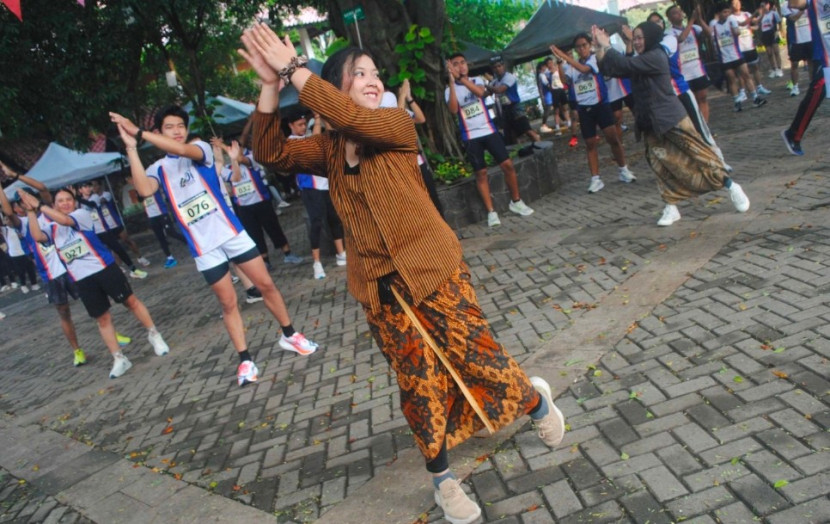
4;142;123;199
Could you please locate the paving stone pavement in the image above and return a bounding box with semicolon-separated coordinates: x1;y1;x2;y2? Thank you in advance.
0;74;828;523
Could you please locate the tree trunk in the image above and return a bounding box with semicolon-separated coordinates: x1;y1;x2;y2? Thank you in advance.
325;0;463;160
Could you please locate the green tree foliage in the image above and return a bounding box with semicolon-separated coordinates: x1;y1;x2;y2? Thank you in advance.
446;0;537;51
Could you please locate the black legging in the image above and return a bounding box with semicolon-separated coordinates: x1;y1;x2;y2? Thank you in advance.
97;231;134;269
788;60;826;143
237;200;288;256
149;215;186;257
0;249;15;286
299;188;344;250
10;254;36;286
419;163;445;218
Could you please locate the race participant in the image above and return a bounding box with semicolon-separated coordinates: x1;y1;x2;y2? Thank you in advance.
488;56;543;145
700;2;768;111
109;106;319;387
544;57;572;137
537;60;555;134
91;180;150;267
128;174;186;268
732;0;773;96
551;33;635;193
667;5;715;122
781;0;830;155
758;1;784;78
445;52;535;227
17;188;169;379
77;181;147;279
780;0;814;96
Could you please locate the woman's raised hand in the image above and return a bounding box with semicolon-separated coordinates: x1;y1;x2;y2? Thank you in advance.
240;23;296;78
16;189;39;211
592;25;611;48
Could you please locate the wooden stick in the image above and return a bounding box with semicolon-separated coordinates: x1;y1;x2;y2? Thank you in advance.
391;287;496;435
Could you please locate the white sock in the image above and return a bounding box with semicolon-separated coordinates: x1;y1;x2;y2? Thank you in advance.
113;351;124;359
148;326;159;336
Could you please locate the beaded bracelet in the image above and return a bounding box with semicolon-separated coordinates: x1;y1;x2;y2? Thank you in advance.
279;56;310;83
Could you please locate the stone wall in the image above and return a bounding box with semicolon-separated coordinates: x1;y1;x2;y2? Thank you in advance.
437;146;560;230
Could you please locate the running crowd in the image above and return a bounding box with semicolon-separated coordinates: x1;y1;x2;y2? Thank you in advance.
2;1;828;521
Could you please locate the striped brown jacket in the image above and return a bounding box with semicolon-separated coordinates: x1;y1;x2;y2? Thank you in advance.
252;74;462;311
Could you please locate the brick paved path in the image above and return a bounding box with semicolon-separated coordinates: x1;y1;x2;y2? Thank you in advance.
0;74;828;523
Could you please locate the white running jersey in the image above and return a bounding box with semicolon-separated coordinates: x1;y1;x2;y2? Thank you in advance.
78;195;106;234
733;11;756;51
564;55;606;107
445;77;498;141
3;224;25;256
760;10;781;32
670;25;707;80
47;209;116;281
221;150;271;206
146;140;245;257
782;4;813;43
712;16;743;63
20;214;67;281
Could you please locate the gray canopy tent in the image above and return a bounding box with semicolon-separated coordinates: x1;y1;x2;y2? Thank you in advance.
502;2;628;64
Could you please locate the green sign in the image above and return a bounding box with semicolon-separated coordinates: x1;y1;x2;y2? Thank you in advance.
342;6;365;24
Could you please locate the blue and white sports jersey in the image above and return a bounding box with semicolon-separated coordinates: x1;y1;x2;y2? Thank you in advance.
491;71;522;105
290;135;329;191
782;3;813;44
670;25;707;81
605;76;631;103
564;55;607;107
97;191;123;229
143;190;168;219
445;77;498;141
47;209;115;281
806;0;830;67
221;149;271;207
3;223;26;256
712;16;743;63
660;34;690;95
146;140;244;257
78;196;107;234
19;214;67;282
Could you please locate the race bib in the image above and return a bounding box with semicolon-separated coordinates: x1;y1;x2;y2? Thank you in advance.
575;78;596;96
761;19;773;31
101;207;112;219
462;101;485;119
681;48;700;63
796;15;810;27
178;191;217;225
498;94;511;106
719;35;734;48
234;181;255;197
59;238;89;263
89;209;100;222
819;16;830;35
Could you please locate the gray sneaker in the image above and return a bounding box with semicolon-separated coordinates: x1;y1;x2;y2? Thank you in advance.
283;253;304;264
434;478;481;524
530;376;566;447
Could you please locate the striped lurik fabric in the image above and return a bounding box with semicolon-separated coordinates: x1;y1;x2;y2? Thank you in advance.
252;74;462;311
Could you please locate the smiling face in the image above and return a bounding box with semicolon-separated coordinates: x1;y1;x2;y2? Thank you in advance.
160;114;188;143
341;54;383;109
574;37;593;60
55;189;77;214
633;27;646;54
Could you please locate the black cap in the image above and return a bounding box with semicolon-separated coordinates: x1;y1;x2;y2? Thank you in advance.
490;55;505;64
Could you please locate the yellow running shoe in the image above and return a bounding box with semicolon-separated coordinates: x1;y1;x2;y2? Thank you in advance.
73;348;87;367
116;333;131;346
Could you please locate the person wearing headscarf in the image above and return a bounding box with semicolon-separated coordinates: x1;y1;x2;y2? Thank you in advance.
593;22;751;226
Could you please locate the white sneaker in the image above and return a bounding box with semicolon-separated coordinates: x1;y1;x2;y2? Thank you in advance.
137;257;151;267
237;360;259;387
0;311;5;320
776;69;784;77
508;199;534;216
790;85;800;97
279;332;318;356
31;284;40;291
11;283;19;289
768;70;777;78
530;376;566;447
540;124;554;133
313;261;326;280
587;177;605;193
487;211;501;227
434;478;481;524
757;85;772;95
109;356;132;379
20;285;30;294
335;252;347;266
0;285;8;292
728;182;750;212
618;166;636;183
737;91;748;103
277;200;291;208
148;329;169;356
129;269;148;279
657;204;681;226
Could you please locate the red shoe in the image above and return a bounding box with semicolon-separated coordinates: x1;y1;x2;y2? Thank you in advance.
568;136;578;148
